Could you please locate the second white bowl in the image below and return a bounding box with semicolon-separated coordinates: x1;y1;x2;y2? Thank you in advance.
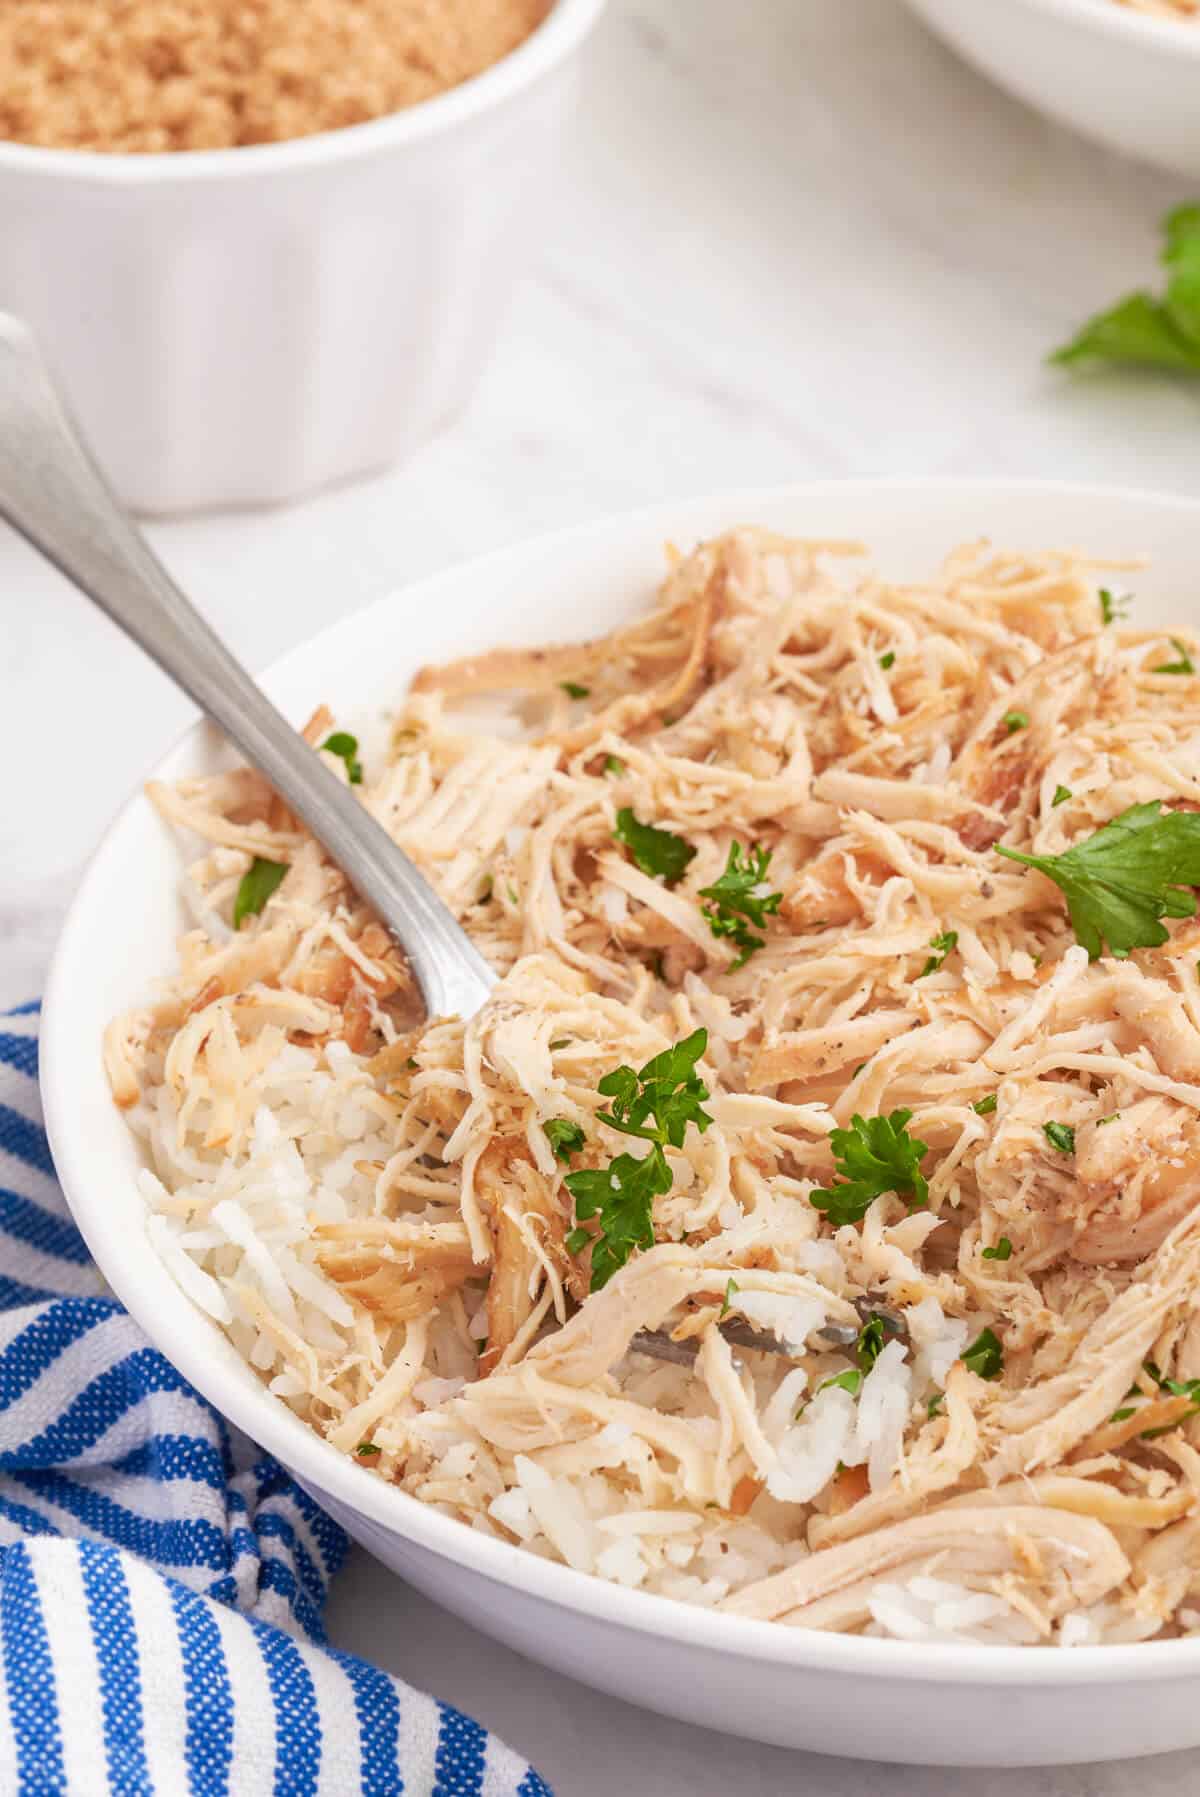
905;0;1200;178
0;0;606;514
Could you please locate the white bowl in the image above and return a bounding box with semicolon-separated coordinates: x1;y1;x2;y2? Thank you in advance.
0;0;605;515
41;479;1200;1767
905;0;1200;179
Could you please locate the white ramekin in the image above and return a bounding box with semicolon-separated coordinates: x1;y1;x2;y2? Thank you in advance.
0;0;606;514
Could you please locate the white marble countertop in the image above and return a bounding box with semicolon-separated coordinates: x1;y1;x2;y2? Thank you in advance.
5;0;1200;1788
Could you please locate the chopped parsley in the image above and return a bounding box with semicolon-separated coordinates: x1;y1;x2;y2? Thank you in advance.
698;841;782;969
614;807;696;885
321;731;363;784
927;1391;945;1417
918;929;958;978
1153;637;1196;675
982;1236;1013;1261
355;1442;381;1457
1144;1360;1200;1407
996;800;1200;959
1043;1121;1076;1154
809;1109;930;1227
1052;784;1072;808
1002;710;1029;735
1099;588;1132;627
816;1368;863;1398
961;1326;1003;1381
478;875;494;901
561;680;591;700
1109;1406;1137;1424
879;650;896;670
549;1037;570;1051
972;1094;998;1116
1051;205;1200;375
543;1118;585;1163
720;1277;739;1319
855;1316;886;1372
233;857;287;929
604;755;625;776
564;1029;712;1290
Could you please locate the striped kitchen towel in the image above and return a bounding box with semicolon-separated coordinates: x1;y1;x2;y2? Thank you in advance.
0;1002;551;1797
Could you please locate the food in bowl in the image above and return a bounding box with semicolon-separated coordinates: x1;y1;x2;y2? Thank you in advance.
107;526;1200;1647
0;0;551;151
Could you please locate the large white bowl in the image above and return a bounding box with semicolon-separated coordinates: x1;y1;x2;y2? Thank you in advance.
905;0;1200;179
0;0;605;514
41;480;1200;1767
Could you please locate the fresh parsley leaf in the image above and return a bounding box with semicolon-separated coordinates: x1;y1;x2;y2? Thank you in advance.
604;755;625;776
614;807;696;885
817;1368;863;1398
1109;1406;1137;1424
1052;784;1072;808
322;731;363;784
809;1109;930;1226
549;1037;570;1051
355;1442;381;1457
972;1094;998;1116
982;1236;1013;1261
1099;588;1132;626
543;1118;585;1163
961;1326;1003;1381
856;1316;886;1372
996;801;1200;959
478;875;494;901
927;1390;945;1417
1153;637;1196;675
561;680;591;700
1002;710;1029;735
720;1277;739;1319
566;1031;712;1290
233;857;287;929
1144;1360;1200;1406
879;651;896;670
1051;206;1200;373
699;842;783;969
1043;1121;1076;1154
918;929;958;979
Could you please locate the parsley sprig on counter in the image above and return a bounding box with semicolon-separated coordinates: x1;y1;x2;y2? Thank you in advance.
613;808;696;885
1051;204;1200;374
996;801;1200;960
809;1109;930;1227
564;1029;713;1290
699;842;782;968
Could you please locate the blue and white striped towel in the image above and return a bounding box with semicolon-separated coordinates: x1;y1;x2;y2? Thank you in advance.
0;1002;551;1797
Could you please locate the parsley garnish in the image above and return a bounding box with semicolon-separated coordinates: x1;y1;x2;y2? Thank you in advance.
816;1368;862;1398
1144;1360;1200;1406
561;680;591;700
996;801;1200;959
1099;588;1132;626
698;842;782;969
927;1390;945;1417
856;1316;886;1372
1043;1121;1076;1154
233;857;287;929
918;929;958;978
1153;637;1196;675
720;1277;739;1319
1002;710;1029;735
972;1094;997;1116
961;1327;1003;1381
1109;1406;1137;1424
543;1118;585;1163
355;1442;381;1457
478;875;494;901
879;651;896;670
565;1030;712;1290
549;1037;570;1051
982;1236;1013;1261
614;808;696;885
809;1109;930;1226
1052;784;1072;808
604;755;625;776
1051;205;1200;375
322;731;363;784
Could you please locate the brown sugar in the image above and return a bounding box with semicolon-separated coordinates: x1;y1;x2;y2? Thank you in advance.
0;0;553;153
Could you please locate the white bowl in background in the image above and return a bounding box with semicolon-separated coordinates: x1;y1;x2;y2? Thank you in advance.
41;479;1200;1767
0;0;605;515
905;0;1200;178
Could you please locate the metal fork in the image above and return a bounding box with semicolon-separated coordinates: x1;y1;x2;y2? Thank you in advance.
0;313;495;1024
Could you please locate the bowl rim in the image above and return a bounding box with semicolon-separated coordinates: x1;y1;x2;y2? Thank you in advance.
0;0;607;184
995;0;1200;54
41;475;1200;1689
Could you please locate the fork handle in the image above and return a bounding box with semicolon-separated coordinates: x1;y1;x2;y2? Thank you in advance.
0;312;495;1021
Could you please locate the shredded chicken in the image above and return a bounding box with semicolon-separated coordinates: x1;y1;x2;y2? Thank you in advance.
109;528;1200;1643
